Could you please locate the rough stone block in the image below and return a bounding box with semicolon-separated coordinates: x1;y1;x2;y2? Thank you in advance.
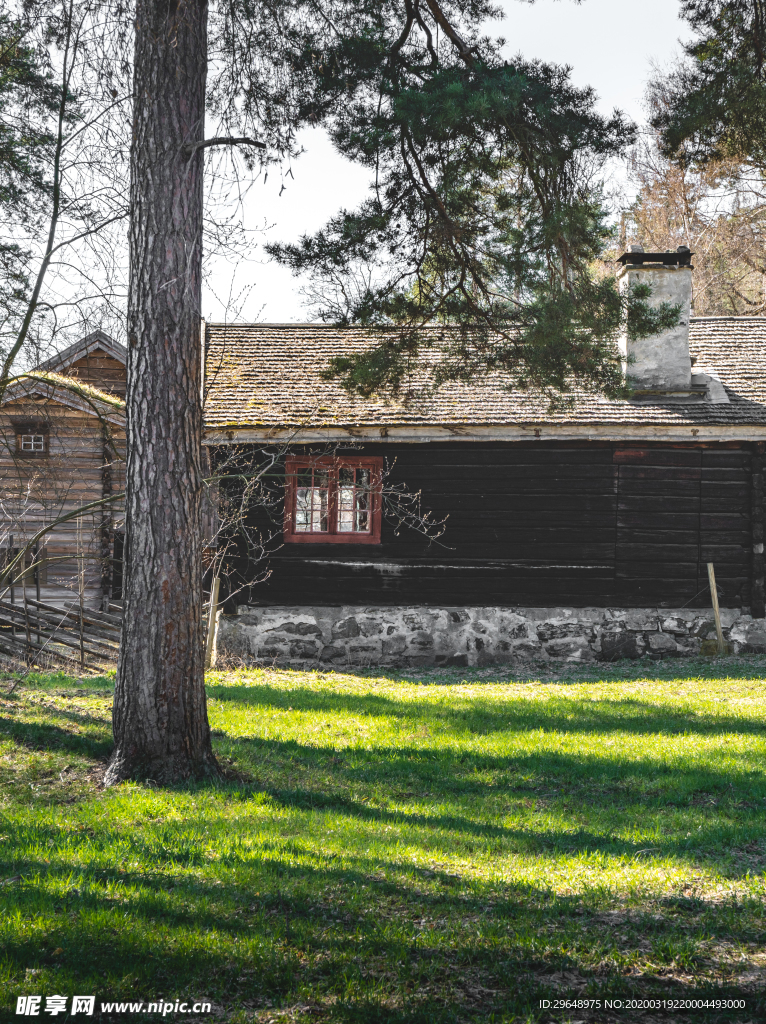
320;645;346;662
600;616;628;633
647;632;680;657
600;632;644;661
510;640;543;658
544;638;594;661
332;617;360;639
435;653;468;667
729;620;749;645
348;642;378;655
537;621;590;642
676;638;701;656
257;645;286;660
410;632;434;650
382;635;406;656
661;616;689;635
449;611;470;624
745;626;766;653
268;621;321;636
690;617;716;639
358;617;384;637
403;614;429;631
290;640;319;658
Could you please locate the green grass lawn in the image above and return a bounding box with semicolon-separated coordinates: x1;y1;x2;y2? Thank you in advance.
1;661;766;1023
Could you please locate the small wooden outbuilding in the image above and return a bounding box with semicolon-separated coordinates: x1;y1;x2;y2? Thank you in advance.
0;331;126;608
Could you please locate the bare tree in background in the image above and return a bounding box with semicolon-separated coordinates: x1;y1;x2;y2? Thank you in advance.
619;93;766;315
0;0;131;385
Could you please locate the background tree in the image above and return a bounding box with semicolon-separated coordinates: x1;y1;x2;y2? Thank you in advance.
620;128;766;314
0;0;130;388
0;8;59;372
654;1;766;167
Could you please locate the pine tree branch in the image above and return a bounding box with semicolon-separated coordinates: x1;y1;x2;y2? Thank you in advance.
183;136;266;157
421;0;475;67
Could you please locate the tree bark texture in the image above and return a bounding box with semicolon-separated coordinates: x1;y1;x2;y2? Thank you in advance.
106;0;217;784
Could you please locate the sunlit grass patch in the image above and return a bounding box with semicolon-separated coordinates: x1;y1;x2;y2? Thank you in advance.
1;664;765;1021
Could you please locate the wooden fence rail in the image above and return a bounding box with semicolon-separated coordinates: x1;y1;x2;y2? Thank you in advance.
0;587;219;672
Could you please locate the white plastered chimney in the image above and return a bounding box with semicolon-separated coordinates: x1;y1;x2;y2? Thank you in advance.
617;246;695;394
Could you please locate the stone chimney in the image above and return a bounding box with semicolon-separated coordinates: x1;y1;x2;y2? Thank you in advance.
617;246;702;399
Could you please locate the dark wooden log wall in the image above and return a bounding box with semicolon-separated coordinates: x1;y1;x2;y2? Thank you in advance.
225;441;756;610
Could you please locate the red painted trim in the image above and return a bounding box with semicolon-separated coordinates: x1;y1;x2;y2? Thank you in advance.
284;455;383;544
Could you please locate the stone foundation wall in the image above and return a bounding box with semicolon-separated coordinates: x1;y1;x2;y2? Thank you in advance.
216;605;766;668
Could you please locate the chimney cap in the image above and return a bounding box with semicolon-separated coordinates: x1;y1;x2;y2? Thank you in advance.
617;249;694;267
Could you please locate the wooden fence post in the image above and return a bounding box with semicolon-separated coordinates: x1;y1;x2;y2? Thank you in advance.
204;577;220;671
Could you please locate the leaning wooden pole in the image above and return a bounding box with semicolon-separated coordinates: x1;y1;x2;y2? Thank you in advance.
707;562;726;656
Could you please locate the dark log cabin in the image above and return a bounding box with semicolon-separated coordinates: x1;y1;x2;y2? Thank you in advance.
204;253;766;665
0;331;126;609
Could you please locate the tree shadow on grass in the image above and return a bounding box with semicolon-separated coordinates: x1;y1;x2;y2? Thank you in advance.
362;655;766;686
203;732;766;880
1;842;763;1022
0;711;112;760
2;839;761;999
213;724;766;809
206;684;766;739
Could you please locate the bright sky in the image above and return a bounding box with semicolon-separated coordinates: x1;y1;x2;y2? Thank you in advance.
202;0;692;324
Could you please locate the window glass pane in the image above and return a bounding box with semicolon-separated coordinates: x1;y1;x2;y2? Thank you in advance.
337;481;354;532
294;466;329;533
295;487;312;531
312;486;329;532
20;434;44;452
337;465;372;533
356;468;372;532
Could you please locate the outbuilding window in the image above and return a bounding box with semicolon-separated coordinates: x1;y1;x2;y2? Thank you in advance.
17;433;47;455
284;456;383;544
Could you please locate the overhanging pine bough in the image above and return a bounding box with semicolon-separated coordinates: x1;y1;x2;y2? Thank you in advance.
653;1;766;168
264;0;680;398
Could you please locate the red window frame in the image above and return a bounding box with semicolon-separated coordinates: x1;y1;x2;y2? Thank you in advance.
284;456;383;544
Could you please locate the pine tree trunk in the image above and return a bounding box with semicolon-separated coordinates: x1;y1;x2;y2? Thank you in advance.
105;0;218;784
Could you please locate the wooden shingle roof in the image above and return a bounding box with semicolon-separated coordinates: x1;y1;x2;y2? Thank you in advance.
203;318;766;440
